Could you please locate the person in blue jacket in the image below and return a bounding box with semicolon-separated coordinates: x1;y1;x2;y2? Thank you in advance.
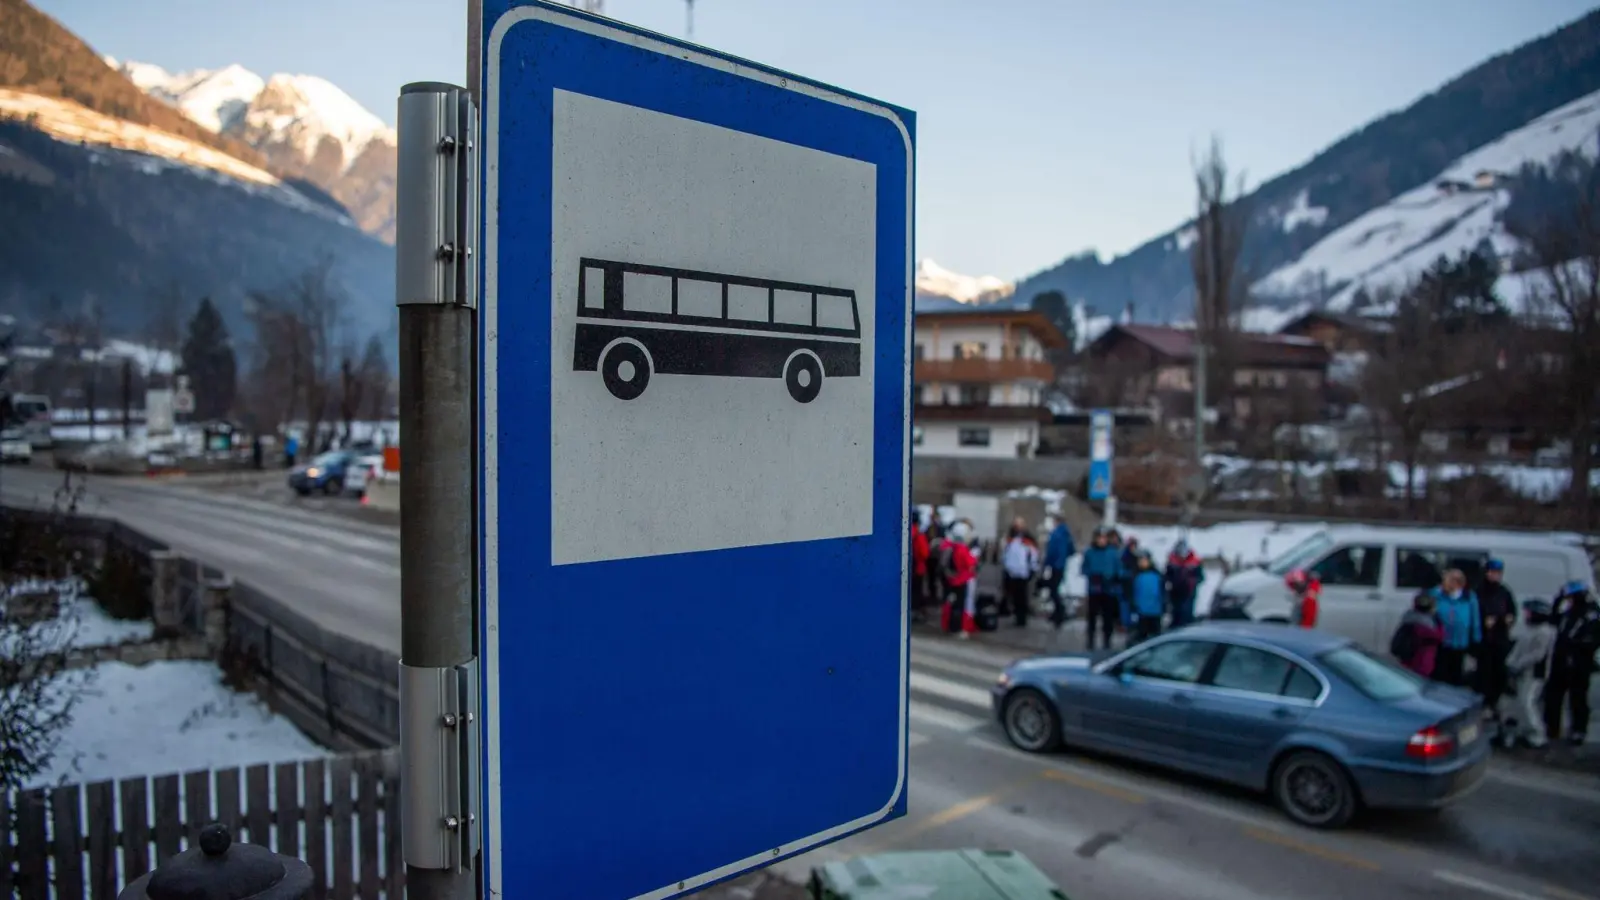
1429;568;1481;686
1128;550;1167;644
1079;527;1124;651
1041;516;1077;629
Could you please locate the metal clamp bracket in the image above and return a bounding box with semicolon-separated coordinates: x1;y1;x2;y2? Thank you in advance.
399;658;481;871
396;82;479;308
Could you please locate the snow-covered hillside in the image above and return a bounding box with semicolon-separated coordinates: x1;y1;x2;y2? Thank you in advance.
914;258;1014;304
1255;87;1600;310
0;88;346;222
109;58;395;175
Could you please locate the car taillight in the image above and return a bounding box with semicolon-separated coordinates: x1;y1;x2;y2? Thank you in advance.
1406;725;1455;760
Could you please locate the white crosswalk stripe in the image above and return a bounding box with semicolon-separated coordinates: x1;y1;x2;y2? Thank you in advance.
909;701;987;734
908;670;994;708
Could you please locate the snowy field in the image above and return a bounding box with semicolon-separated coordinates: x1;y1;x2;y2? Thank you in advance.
28;659;325;789
7;581;324;790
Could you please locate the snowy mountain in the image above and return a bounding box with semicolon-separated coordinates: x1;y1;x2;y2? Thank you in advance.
914;258;1014;304
1010;8;1600;322
0;0;395;338
1256;87;1600;311
110;58;399;240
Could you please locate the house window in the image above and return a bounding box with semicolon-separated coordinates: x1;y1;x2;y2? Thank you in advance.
958;384;991;405
912;427;924;447
958;427;991;447
1487;434;1510;457
913;343;926;360
953;341;987;360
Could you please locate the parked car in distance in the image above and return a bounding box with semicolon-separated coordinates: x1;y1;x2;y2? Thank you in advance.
288;450;360;496
6;393;53;450
1;427;32;464
992;622;1489;829
1208;525;1594;652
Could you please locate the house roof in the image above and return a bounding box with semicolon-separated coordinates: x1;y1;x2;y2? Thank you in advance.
1277;310;1384;336
915;307;1070;349
1091;324;1330;367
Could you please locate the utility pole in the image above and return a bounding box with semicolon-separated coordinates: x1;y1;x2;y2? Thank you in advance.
394;0;481;896
686;0;696;38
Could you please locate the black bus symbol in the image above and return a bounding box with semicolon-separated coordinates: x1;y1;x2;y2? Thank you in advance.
571;258;862;403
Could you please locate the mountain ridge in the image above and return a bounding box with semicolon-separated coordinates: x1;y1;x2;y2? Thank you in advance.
112;58;398;241
1011;7;1600;320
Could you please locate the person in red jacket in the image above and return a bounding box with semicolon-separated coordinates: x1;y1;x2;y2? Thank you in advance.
942;521;979;639
910;514;930;623
1286;568;1321;629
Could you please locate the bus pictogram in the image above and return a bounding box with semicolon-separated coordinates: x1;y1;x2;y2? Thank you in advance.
571;258;863;403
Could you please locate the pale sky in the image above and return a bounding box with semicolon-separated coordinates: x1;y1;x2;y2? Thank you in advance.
35;0;1600;280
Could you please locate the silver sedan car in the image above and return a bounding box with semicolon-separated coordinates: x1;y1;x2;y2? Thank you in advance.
991;622;1490;828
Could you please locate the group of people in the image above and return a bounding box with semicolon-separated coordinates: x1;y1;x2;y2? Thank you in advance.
908;511;1209;649
1079;525;1206;650
1389;562;1599;748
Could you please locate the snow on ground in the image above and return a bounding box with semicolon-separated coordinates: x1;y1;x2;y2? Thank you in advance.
26;659;324;789
4;580;154;648
1254;87;1600;307
1279;189;1330;233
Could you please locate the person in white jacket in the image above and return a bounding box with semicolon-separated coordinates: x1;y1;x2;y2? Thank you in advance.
1001;519;1041;628
1502;598;1557;749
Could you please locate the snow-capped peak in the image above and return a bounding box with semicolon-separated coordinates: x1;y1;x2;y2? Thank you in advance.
246;73;396;167
110;58;396;173
915;258;1014;304
107;58;264;133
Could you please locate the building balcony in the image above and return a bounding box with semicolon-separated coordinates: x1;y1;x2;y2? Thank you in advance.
913;357;1054;384
913;403;1053;423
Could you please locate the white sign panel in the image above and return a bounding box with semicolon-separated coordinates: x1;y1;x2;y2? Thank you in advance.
548;90;877;566
146;389;174;437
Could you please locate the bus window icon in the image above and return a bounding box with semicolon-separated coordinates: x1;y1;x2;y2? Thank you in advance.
572;258;863;403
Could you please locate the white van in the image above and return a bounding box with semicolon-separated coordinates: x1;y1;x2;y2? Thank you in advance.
1208;525;1595;651
7;394;52;450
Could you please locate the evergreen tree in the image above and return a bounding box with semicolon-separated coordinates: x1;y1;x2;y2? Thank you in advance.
180;298;238;421
1030;290;1077;351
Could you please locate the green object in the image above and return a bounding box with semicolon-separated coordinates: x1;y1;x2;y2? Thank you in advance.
808;849;1068;900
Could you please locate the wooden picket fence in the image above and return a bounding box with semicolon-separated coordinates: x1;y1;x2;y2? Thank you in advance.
2;750;401;900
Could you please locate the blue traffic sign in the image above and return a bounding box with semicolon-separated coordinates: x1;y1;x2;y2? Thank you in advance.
478;3;915;897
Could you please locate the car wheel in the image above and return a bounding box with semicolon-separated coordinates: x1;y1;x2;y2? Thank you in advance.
1002;688;1062;753
1273;750;1357;829
324;477;344;496
295;487;311;497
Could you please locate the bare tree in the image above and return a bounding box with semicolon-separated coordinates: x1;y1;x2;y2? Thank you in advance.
1190;136;1251;440
1523;193;1600;524
288;260;347;455
145;281;187;389
0;479;93;794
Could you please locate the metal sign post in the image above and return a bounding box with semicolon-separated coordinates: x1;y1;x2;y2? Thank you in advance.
394;76;482;900
477;2;915;896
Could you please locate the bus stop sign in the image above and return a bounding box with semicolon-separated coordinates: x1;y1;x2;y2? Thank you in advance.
478;3;915;897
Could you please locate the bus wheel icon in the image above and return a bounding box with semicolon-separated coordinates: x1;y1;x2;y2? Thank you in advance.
601;340;652;401
784;352;823;404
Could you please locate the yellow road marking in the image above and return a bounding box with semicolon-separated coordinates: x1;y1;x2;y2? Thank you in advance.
1544;885;1600;900
1242;826;1381;871
1041;768;1147;804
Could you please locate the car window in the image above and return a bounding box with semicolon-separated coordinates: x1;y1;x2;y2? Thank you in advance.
1396;547;1491;590
1320;647;1422;702
1311;545;1383;587
1123;640;1215;684
1207;645;1296;695
1282;667;1322;701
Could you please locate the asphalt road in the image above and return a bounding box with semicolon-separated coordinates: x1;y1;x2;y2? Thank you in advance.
5;467;1599;900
